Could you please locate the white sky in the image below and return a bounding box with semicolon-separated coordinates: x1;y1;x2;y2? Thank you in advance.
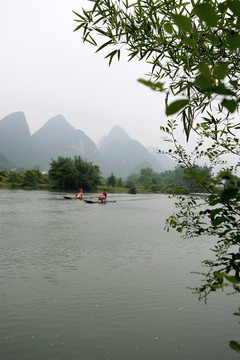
0;0;174;149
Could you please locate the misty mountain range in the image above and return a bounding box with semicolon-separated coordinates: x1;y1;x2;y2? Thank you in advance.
0;112;175;179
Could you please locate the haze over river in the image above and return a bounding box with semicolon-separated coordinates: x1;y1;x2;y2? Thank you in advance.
0;189;239;360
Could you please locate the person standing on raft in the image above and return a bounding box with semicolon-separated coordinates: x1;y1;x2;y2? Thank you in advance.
103;190;107;199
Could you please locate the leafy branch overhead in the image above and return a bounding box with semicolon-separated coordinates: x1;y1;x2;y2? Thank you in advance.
73;0;240;139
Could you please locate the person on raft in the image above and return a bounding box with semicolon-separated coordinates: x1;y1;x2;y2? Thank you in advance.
97;194;105;203
76;189;83;199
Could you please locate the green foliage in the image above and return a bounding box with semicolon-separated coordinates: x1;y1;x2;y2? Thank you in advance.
21;169;42;187
74;156;101;189
7;171;22;186
48;157;78;189
107;172;117;187
116;177;124;187
73;0;240;139
48;156;101;190
124;166;209;194
0;169;48;188
0;170;8;182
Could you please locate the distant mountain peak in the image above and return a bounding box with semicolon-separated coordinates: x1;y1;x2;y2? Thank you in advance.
32;114;75;138
0;111;30;135
43;114;74;129
108;125;131;142
1;111;27;125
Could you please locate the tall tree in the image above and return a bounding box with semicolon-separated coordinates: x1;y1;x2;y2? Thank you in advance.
49;157;78;189
107;172;117;187
49;156;101;190
73;156;101;189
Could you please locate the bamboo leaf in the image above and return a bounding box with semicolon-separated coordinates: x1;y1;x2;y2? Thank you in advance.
73;23;85;32
166;99;189;116
105;49;118;65
72;10;85;20
138;79;165;91
96;40;113;53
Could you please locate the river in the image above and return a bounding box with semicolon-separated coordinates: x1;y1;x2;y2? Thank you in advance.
0;189;239;359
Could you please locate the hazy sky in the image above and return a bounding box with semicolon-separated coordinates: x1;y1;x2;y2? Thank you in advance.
0;0;172;149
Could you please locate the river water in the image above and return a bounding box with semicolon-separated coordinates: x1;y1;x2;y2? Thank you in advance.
0;189;239;360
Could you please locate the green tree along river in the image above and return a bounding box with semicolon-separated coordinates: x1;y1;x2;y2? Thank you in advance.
0;189;239;360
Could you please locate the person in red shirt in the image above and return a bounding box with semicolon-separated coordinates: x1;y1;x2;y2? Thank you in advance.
76;188;83;199
103;190;107;199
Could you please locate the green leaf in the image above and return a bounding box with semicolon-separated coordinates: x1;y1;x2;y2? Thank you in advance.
105;49;118;66
230;79;239;88
164;22;174;34
211;85;235;96
227;0;240;17
194;3;218;27
213;62;229;80
181;37;197;48
198;62;211;76
218;2;228;14
205;34;218;45
214;271;224;281
96;40;113;53
224;275;240;284
226;32;240;50
72;10;85;21
166;99;189;116
209;208;223;219
220;187;238;203
212;217;228;226
172;14;192;32
138;79;165;91
222;99;237;113
209;195;220;206
229;341;240;353
194;74;212;91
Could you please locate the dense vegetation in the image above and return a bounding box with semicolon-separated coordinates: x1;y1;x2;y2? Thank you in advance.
0;169;48;188
0;157;209;194
125;165;211;194
0;152;211;194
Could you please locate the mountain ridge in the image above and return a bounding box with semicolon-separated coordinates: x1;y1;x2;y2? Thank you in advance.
0;112;175;178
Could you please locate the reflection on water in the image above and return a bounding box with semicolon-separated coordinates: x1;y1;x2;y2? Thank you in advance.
0;189;239;360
